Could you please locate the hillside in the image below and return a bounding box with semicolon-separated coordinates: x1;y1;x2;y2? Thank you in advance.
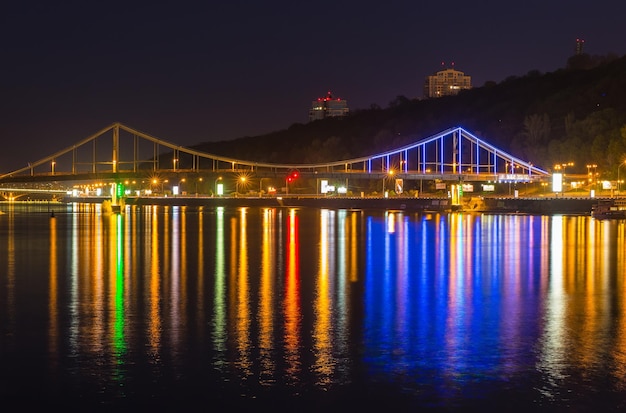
191;54;626;176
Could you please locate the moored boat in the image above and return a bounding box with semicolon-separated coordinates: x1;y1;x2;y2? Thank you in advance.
591;199;626;219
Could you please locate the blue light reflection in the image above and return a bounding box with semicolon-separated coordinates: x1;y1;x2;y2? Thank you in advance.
363;213;548;399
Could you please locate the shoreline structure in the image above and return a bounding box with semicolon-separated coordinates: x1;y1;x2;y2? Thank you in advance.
58;195;602;215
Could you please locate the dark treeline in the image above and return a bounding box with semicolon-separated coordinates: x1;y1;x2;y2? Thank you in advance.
192;53;626;177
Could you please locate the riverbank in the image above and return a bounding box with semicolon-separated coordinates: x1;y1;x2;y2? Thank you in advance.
57;194;605;215
462;196;599;214
127;195;457;212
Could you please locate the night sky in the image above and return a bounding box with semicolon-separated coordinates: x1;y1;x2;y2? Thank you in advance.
2;0;625;173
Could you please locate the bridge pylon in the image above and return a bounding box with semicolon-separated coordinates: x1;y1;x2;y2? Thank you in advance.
103;182;125;214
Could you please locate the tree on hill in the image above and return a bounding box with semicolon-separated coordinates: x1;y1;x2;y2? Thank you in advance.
192;53;626;177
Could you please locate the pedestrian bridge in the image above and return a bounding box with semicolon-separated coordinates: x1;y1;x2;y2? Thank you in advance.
0;123;550;198
0;122;549;179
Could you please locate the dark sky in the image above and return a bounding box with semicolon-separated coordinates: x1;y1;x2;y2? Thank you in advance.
2;0;625;173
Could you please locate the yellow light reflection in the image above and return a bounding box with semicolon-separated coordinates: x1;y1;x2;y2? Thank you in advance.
180;207;188;320
197;209;205;332
148;206;162;354
537;215;573;392
313;209;333;385
48;214;59;367
284;208;301;383
90;207;104;356
6;205;15;332
259;208;276;384
615;221;626;387
234;208;251;377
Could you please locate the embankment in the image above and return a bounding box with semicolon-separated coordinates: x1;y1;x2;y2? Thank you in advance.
64;195;601;215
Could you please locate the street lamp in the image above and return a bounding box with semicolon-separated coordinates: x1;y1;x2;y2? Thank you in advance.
236;176;246;196
618;161;626;195
586;164;597;183
196;177;203;195
383;170;394;197
259;177;268;197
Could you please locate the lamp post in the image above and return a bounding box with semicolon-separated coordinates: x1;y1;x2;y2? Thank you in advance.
506;162;511;195
554;162;574;196
195;177;203;196
586;164;597;183
618;162;626;195
236;176;246;197
383;170;394;197
259;177;267;197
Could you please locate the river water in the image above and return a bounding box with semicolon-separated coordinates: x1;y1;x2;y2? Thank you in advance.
1;203;625;411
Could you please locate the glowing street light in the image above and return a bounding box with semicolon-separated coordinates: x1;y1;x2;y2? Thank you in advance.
554;162;574;173
383;169;394;197
586;164;598;183
236;176;247;196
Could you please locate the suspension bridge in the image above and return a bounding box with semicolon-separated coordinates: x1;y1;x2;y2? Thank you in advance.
0;122;550;202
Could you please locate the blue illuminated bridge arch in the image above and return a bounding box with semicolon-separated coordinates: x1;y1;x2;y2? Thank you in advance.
0;122;550;183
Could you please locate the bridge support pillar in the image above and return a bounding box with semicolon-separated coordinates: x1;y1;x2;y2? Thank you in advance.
105;182;125;214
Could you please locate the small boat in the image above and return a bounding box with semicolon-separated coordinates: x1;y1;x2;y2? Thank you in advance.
591;199;626;219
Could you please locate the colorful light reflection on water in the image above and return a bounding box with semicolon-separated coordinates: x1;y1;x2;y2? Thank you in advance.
1;204;626;410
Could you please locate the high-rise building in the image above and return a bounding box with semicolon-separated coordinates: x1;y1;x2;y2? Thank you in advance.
575;38;585;55
309;91;349;122
423;63;472;98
